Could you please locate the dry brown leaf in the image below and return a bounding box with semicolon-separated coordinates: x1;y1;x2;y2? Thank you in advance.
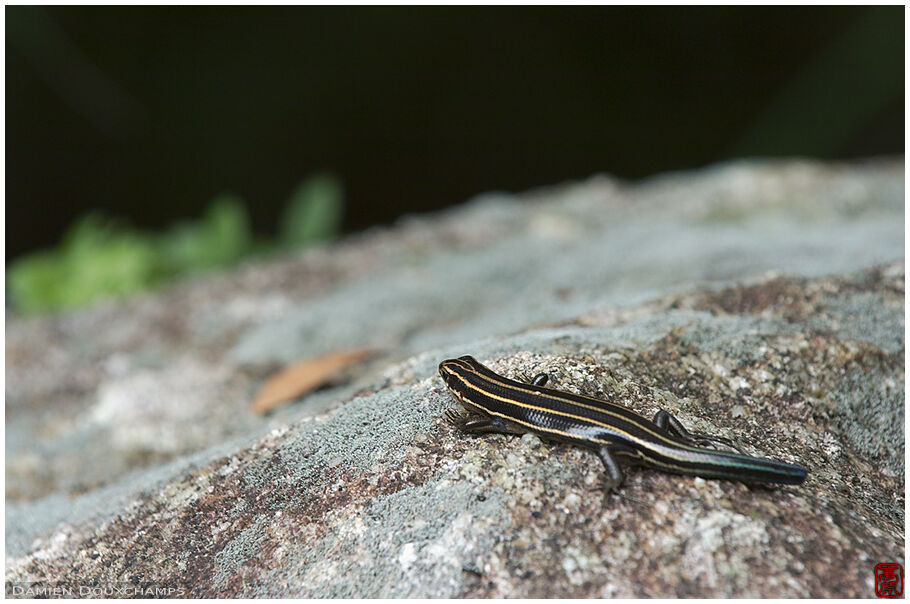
251;348;375;415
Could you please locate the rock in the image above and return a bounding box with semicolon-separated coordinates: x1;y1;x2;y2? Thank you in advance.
6;159;904;597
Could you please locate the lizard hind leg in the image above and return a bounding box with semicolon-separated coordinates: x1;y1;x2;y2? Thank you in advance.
652;409;746;454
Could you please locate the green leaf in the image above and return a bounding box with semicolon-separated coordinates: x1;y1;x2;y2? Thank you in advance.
7;250;69;313
280;174;344;248
159;194;252;272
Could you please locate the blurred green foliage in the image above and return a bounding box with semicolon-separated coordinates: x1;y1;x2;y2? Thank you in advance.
8;174;344;314
159;194;253;273
280;174;344;248
8;215;160;313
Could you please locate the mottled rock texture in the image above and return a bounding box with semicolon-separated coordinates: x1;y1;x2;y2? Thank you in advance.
6;159;904;597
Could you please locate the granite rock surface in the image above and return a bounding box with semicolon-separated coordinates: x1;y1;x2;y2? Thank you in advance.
6;158;904;597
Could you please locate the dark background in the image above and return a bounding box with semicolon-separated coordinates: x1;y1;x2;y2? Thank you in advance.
6;6;904;262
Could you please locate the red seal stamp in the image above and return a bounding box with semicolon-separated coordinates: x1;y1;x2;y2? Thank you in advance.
875;563;904;598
